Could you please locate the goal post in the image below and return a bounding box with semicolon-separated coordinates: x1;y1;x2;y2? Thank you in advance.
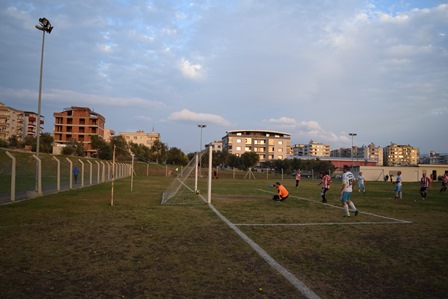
161;145;212;205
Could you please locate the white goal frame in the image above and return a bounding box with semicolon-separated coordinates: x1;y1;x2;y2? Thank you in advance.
161;145;212;205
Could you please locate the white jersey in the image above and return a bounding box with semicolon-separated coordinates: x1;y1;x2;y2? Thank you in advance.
342;171;355;192
357;175;365;185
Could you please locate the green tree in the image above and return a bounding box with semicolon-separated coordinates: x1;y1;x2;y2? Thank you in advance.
61;138;83;156
241;152;259;170
111;136;130;161
0;138;8;148
91;135;111;160
8;135;19;148
39;133;54;154
150;140;168;163
167;147;188;165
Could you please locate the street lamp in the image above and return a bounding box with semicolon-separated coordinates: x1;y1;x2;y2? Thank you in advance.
35;17;53;157
349;133;357;167
198;124;207;153
34;17;53;193
198;124;206;168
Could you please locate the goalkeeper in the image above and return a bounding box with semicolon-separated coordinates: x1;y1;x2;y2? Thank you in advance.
272;182;289;202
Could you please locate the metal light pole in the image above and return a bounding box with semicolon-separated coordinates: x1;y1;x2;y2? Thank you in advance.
198;124;206;169
34;18;53;193
349;132;357;167
35;18;53;156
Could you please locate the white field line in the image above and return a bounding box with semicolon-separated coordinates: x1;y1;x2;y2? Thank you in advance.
208;203;321;299
256;189;412;225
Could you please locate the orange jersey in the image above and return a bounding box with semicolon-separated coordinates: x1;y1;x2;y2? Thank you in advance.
277;184;289;199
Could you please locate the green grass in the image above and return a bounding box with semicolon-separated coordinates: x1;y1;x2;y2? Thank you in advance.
0;175;447;298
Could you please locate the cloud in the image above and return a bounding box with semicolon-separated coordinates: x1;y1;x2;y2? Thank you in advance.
178;58;203;79
168;108;231;126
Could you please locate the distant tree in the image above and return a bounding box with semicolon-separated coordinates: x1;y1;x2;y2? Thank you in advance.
213;149;230;168
241;152;259;170
0;138;8;148
226;153;242;169
8;135;19;148
167;147;188;165
91;135;111;159
61;138;83;156
111;135;131;161
150;140;168;163
23;135;36;150
39;133;54;154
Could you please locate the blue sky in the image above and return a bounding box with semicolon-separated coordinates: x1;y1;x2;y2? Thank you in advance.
1;0;447;154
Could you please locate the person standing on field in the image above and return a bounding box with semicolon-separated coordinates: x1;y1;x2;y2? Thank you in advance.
318;170;331;203
440;171;447;194
357;172;366;194
420;173;431;200
272;182;289;202
73;166;80;184
393;171;403;199
295;170;301;188
340;165;359;218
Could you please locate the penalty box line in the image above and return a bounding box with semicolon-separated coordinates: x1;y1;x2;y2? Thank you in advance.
255;189;412;225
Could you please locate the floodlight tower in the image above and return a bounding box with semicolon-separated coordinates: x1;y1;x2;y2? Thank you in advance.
34;17;53;194
349;132;357;167
35;17;53;157
198;124;207;168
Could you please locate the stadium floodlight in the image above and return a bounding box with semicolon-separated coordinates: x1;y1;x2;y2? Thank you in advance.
197;124;207;169
349;133;357;167
34;17;53;194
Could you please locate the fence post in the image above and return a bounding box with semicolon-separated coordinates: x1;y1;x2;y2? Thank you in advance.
5;151;16;203
78;159;85;187
87;160;93;185
32;154;43;196
52;156;60;192
66;158;73;190
95;161;100;184
100;161;105;182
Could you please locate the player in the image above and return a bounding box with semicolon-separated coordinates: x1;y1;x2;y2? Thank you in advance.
440;171;447;194
357;172;366;194
340;165;359;218
272;182;289;202
294;170;301;188
420;173;431;200
318;170;331;203
393;171;403;199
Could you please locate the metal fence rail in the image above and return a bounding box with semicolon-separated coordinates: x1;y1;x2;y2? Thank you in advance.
0;150;132;205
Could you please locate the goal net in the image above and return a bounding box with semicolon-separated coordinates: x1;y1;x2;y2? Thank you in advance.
161;147;211;205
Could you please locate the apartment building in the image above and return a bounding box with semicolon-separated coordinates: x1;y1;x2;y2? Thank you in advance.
119;130;160;148
206;140;223;152
0;102;23;141
53;106;105;157
304;140;331;157
383;143;419;166
222;130;291;164
357;143;384;166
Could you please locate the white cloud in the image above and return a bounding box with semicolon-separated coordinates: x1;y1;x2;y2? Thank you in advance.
178;59;203;79
168;109;231;126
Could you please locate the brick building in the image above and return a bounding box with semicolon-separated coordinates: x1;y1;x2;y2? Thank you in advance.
53;106;105;156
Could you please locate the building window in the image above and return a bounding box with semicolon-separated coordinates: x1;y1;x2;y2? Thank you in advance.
236;139;242;143
278;148;283;152
278;140;283;145
236;146;241;151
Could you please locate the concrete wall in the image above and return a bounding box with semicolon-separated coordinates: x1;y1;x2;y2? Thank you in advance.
357;165;448;182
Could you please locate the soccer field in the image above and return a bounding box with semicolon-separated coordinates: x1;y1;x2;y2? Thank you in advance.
0;175;447;298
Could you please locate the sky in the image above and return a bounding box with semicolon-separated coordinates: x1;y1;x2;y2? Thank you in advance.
1;0;447;155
